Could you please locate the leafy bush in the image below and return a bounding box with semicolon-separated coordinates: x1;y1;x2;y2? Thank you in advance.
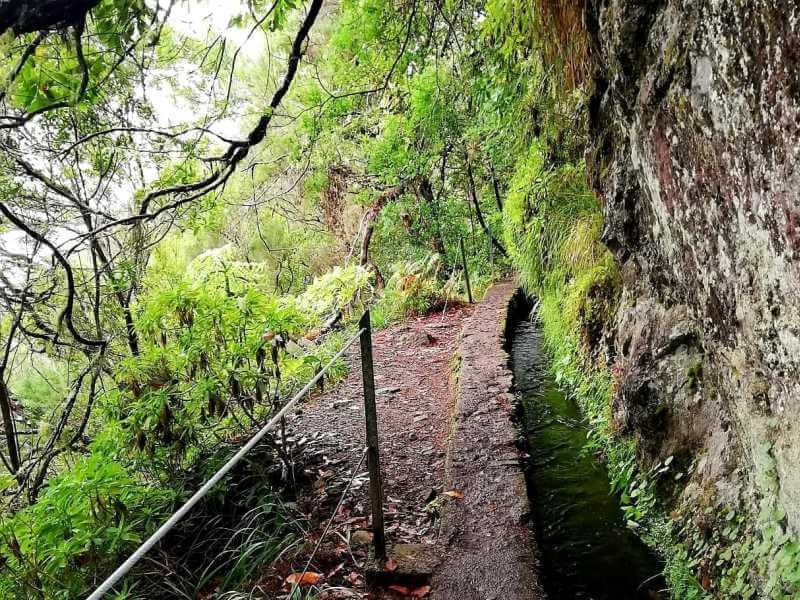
502;141;600;291
376;254;459;322
297;264;375;318
0;452;173;599
0;247;361;598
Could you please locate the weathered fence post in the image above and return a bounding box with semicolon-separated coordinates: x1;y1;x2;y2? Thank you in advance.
459;236;474;304
359;310;387;560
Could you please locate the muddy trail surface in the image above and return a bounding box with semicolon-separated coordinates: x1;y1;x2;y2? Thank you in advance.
270;305;472;599
254;283;545;600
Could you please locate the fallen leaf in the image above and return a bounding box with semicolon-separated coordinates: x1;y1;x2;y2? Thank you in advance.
411;585;431;597
385;557;398;572
388;584;431;597
285;571;323;587
444;490;464;499
389;585;411;595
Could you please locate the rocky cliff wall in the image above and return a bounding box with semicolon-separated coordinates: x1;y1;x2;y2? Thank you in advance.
586;0;800;541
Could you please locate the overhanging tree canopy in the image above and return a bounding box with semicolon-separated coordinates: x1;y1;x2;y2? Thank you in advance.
0;0;101;34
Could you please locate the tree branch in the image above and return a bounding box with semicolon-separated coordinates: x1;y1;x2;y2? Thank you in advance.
0;201;106;348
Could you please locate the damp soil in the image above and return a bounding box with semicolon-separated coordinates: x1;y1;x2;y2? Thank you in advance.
262;305;471;599
509;305;667;600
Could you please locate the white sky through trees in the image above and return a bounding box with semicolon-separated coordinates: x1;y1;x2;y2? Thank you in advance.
0;0;267;266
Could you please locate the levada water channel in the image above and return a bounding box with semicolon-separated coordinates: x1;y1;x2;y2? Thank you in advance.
508;293;667;599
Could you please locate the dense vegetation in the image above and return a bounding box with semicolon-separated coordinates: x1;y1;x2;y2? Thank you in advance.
1;1;784;599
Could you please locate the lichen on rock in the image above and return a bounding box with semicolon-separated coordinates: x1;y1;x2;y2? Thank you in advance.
587;0;800;595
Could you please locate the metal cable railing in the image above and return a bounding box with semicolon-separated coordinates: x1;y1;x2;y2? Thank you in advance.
87;323;372;600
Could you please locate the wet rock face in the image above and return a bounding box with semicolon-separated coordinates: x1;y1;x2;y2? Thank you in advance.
588;0;800;529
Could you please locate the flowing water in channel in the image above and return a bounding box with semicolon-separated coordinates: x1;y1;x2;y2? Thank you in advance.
510;311;666;600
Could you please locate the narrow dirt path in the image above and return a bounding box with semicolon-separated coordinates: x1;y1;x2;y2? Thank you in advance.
274;305;471;598
432;282;543;600
261;284;543;599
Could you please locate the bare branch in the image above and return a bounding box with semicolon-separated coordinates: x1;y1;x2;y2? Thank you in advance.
0;201;106;349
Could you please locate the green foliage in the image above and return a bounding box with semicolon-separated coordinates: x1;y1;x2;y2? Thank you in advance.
375;254;460;323
3;0;153;113
10;361;68;421
143;500;304;599
684;444;800;599
114;243;343;465
503;141;599;290
483;0;590;88
0;237;358;597
298;265;374;318
0;452;173;599
2;0;769;598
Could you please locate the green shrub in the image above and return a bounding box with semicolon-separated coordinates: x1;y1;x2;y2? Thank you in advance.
298;264;375;318
0;249;367;598
376;254;460;322
0;452;173;599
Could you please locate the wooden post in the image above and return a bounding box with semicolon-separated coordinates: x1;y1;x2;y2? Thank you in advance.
460;236;473;304
359;311;386;560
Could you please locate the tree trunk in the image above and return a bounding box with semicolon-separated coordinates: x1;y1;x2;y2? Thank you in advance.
415;177;447;256
360;186;405;289
0;380;19;474
465;159;508;257
0;0;100;34
489;162;504;211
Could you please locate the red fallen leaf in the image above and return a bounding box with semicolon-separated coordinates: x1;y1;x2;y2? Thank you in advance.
285;572;323;586
389;585;412;596
444;490;464;499
346;571;363;585
411;585;431;597
388;584;431;597
385;558;398;572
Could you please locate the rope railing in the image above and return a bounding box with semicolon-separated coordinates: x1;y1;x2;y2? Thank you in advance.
87;326;367;600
